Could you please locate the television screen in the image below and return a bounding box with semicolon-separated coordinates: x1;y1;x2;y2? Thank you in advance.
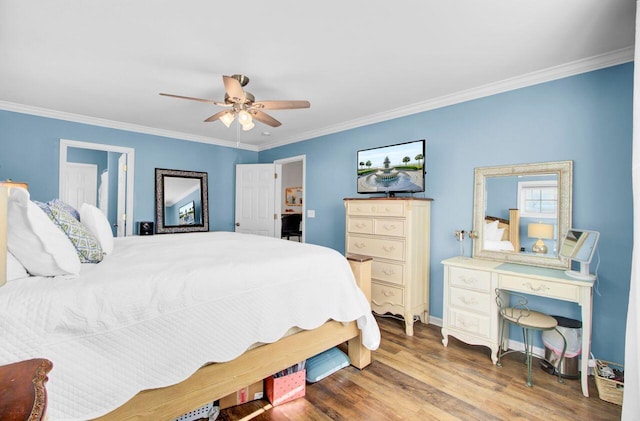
357;139;425;194
178;200;196;225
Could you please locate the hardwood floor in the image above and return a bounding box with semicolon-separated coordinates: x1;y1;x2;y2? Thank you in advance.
219;315;621;420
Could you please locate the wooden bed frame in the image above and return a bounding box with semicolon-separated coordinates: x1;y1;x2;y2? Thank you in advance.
0;186;374;420
485;208;520;251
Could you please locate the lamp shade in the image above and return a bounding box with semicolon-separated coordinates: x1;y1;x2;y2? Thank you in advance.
219;112;235;128
528;223;554;239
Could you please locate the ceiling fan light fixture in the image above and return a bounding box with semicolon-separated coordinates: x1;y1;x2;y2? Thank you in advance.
219;112;235;128
238;109;252;124
241;120;255;131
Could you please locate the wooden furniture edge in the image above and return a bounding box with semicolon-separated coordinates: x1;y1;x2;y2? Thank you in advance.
0;186;7;287
94;256;373;420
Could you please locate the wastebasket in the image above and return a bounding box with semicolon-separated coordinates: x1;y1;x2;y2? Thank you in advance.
540;316;582;379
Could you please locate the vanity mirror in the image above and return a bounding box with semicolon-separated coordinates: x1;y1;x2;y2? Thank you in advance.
155;168;209;234
472;160;572;269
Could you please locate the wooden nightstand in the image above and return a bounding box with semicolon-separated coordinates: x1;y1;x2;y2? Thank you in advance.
0;359;52;421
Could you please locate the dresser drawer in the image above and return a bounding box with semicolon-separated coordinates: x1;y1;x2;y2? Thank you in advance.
374;219;405;237
499;274;580;301
449;267;492;292
448;307;491;338
372;282;404;307
348;201;405;217
372;261;404;285
449;287;491;314
347;235;404;261
347;217;373;234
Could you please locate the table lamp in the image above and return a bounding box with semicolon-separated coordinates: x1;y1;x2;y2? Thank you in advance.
528;222;554;254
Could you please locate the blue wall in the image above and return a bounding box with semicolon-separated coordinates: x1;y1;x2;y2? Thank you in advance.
260;63;634;364
0;111;259;231
0;63;632;364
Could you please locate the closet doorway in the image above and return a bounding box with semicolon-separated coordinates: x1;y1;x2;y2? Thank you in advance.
275;155;305;242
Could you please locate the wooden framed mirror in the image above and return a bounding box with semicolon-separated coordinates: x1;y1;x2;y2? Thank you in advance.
155;168;209;234
472;160;573;269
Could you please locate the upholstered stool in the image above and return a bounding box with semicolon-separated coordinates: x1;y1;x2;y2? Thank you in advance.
495;289;567;387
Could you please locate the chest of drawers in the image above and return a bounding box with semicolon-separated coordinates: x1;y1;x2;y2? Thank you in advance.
345;198;432;335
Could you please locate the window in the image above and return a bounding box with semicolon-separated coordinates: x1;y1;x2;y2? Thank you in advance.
518;180;558;219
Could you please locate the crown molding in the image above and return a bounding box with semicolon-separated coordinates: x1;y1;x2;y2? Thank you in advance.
0;101;259;152
258;46;634;151
0;46;632;154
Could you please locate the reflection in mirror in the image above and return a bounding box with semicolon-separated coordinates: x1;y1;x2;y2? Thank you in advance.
473;161;572;269
155;168;209;234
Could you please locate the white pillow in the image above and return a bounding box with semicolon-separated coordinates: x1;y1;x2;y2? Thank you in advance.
80;203;114;254
7;251;29;281
7;188;81;276
484;219;500;241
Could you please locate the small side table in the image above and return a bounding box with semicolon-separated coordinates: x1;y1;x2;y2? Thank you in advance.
0;359;53;421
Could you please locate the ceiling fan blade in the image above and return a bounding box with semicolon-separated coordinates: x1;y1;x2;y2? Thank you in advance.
160;93;230;107
250;110;282;127
204;110;231;122
252;100;310;110
223;75;246;103
159;92;218;104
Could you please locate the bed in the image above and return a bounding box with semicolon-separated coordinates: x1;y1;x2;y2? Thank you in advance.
0;186;379;420
483;209;520;252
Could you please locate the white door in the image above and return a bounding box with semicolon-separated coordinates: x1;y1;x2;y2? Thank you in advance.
116;154;127;237
235;164;279;236
60;163;98;210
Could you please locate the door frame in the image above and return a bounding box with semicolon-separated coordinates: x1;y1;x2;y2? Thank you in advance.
274;155;306;243
59;139;135;236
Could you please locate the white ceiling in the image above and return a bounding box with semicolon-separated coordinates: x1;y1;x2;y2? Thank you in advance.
0;1;635;151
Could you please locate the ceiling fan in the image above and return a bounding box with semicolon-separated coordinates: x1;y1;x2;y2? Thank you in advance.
160;74;310;131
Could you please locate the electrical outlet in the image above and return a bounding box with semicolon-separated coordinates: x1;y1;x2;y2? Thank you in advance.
307;210;315;218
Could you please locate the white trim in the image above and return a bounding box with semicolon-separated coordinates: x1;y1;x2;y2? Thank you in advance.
427;315;443;327
258;47;634;151
274;155;306;243
0;101;259;152
0;47;632;153
59;139;135;236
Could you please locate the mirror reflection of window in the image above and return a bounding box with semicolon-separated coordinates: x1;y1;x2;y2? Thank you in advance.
518;178;558;219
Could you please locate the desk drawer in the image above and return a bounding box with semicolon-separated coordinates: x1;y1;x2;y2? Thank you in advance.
372;261;404;285
348;201;405;217
499;274;580;302
449;287;491;314
374;219;405;237
347;235;404;261
449;267;492;292
348;218;373;234
372;282;404;307
448;308;490;338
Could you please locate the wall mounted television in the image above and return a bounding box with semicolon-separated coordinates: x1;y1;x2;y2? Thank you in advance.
357;139;425;196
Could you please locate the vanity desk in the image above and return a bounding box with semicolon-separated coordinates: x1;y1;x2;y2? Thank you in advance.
441;256;594;397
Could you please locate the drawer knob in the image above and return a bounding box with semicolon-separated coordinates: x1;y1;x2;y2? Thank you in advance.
382;245;395;252
382;269;396;276
459;317;478;328
355;223;367;228
383;224;396;230
354;242;366;249
459;276;477;285
382;289;395;297
458;296;478;306
523;282;549;292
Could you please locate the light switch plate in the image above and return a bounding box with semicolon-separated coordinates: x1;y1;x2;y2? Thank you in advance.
307;209;315;218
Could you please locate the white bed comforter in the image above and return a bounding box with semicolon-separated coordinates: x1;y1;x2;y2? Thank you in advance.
0;232;380;420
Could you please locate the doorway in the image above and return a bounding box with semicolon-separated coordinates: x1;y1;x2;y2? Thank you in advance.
59;139;135;236
275;155;305;242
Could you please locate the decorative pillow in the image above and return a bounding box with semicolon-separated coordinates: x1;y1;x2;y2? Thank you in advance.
7;251;29;281
47;198;80;221
79;203;114;254
7;188;81;276
41;201;104;263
